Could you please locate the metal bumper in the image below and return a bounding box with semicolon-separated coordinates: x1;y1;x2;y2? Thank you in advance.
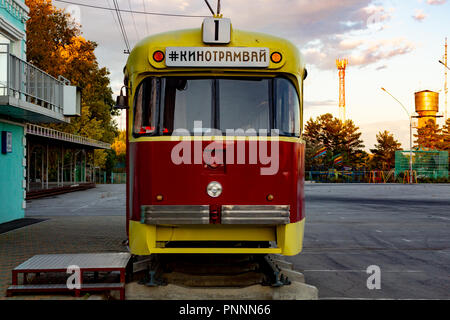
221;205;290;225
141;205;210;225
141;205;290;225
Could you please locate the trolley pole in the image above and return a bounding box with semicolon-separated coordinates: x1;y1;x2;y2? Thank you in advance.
381;88;413;184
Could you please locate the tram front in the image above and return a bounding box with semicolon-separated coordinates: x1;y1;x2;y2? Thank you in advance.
121;17;308;256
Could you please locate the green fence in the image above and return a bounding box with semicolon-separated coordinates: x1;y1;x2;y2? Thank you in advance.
95;171;126;184
395;150;449;179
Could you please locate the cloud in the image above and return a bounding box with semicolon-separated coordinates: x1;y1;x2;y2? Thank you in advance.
412;9;427;22
52;0;411;90
304;100;337;108
426;0;447;5
303;38;415;70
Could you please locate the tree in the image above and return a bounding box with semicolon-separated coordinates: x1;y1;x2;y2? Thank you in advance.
414;120;442;150
370;130;402;170
25;0;79;76
25;0;118;169
437;118;450;152
111;131;126;164
303;113;365;170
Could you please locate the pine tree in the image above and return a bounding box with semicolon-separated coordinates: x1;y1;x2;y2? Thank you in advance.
303;113;365;170
414;119;442;150
370;131;402;170
437;118;450;152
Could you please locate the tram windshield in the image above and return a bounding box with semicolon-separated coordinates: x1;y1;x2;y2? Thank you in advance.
133;77;300;137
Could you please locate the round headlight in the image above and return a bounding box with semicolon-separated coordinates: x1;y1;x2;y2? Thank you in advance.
207;181;223;198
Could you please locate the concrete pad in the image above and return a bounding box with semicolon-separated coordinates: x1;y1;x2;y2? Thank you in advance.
119;281;318;300
279;269;305;283
271;259;293;270
163;271;265;287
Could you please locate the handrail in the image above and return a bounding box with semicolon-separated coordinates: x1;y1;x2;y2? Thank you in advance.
0;49;65;115
26;123;111;149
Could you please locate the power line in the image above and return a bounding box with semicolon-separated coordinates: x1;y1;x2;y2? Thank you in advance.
203;0;215;15
128;0;140;43
112;0;129;52
105;0;121;37
54;0;208;18
141;0;150;35
112;0;131;54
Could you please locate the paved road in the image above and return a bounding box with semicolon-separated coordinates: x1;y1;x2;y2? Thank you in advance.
24;183;450;299
26;184;126;216
286;183;450;299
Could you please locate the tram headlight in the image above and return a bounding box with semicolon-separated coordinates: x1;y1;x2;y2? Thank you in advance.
207;181;223;198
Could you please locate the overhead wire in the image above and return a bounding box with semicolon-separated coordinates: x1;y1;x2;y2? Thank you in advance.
105;0;122;40
53;0;209;18
141;0;150;35
54;0;218;53
203;0;215;15
127;0;140;44
112;0;131;53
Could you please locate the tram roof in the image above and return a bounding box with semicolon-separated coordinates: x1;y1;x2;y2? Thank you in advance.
125;28;305;80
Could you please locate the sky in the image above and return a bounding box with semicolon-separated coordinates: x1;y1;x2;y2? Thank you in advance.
53;0;450;151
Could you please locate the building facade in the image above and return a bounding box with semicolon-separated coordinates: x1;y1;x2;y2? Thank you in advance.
0;0;28;224
1;0;96;224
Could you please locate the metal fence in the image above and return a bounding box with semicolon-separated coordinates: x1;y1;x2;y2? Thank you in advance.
0;44;65;115
395;150;449;179
306;170;450;183
95;171;126;184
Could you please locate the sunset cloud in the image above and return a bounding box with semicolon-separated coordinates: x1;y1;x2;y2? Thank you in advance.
412;9;427;22
426;0;447;5
303;38;415;70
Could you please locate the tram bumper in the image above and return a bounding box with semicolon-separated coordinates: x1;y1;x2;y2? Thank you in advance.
130;205;304;256
141;205;291;225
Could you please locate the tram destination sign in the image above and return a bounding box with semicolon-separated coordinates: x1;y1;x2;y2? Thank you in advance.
165;47;270;68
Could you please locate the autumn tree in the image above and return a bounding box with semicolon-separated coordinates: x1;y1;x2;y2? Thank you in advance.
25;0;117;168
370;130;402;170
303;113;365;170
111;130;126;164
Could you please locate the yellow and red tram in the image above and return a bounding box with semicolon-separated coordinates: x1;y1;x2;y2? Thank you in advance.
120;17;307;256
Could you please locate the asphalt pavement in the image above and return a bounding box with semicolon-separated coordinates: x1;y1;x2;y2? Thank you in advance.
24;183;450;299
287;183;450;299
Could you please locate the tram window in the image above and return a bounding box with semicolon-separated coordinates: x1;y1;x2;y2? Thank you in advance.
275;78;300;137
218;79;270;133
133;78;160;135
162;78;213;134
134;76;300;137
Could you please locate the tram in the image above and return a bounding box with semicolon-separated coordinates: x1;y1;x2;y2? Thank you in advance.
117;16;307;256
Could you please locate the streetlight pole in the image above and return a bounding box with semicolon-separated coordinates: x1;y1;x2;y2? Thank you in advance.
381;88;413;184
439;60;450;71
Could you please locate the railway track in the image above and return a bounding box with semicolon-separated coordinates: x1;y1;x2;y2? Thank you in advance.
132;254;298;288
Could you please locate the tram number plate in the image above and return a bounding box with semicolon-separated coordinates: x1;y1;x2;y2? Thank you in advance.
165;47;270;68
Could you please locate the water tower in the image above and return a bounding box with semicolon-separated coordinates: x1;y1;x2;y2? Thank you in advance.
414;90;440;128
